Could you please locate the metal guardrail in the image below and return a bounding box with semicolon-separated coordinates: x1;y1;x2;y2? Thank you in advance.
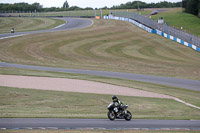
111;11;200;47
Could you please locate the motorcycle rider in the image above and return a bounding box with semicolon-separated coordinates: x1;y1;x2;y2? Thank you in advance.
112;95;124;116
11;28;15;33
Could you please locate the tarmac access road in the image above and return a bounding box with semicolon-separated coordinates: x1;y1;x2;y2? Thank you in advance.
0;118;200;130
0;62;200;91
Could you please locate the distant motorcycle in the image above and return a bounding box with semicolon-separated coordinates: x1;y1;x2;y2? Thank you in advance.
11;28;15;33
107;102;132;121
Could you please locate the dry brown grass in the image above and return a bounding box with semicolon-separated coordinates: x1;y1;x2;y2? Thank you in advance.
0;17;65;33
0;19;200;80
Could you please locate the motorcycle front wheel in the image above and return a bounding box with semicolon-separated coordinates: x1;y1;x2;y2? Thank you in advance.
124;111;132;121
107;111;116;121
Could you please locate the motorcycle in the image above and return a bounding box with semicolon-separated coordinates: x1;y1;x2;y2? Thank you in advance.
11;28;15;33
107;102;132;121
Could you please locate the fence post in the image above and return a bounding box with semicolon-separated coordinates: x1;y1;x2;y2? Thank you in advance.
111;11;200;49
100;9;102;19
94;9;96;18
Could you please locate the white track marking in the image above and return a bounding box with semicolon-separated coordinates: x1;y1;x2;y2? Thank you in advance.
174;98;200;110
0;34;26;40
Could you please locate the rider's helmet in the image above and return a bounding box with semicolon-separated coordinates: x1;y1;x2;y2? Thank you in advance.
112;95;118;102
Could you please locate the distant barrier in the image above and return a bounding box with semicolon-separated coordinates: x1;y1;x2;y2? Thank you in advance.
110;11;200;48
156;29;200;52
104;15;200;52
0;10;103;18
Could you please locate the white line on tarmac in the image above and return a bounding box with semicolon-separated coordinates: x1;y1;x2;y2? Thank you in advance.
86;19;94;28
174;98;200;110
53;23;66;29
0;34;26;40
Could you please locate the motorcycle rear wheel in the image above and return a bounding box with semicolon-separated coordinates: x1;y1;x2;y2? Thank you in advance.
107;111;116;121
124;111;132;121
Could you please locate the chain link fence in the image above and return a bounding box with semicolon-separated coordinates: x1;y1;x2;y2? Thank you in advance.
0;10;103;18
111;11;200;47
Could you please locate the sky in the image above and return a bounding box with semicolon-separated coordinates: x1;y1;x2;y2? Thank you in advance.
1;0;181;8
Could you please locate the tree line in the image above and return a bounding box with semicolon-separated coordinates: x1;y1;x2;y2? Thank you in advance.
0;1;183;12
1;0;199;17
109;1;182;9
182;0;200;16
0;2;93;12
0;3;43;12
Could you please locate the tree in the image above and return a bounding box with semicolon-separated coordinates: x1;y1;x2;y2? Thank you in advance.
101;6;108;10
69;6;82;10
110;1;181;9
183;0;199;16
31;3;43;11
84;7;93;10
63;0;69;8
199;0;200;17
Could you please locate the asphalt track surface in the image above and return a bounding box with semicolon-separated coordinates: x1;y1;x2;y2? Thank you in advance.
0;18;200;130
0;118;200;130
0;18;200;91
0;18;93;39
0;62;200;91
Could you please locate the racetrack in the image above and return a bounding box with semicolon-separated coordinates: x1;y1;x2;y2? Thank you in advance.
0;18;93;39
0;118;200;130
1;18;200;90
1;62;200;91
1;18;200;81
0;18;200;130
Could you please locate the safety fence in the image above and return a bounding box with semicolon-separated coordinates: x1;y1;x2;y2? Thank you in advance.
108;11;200;49
0;10;103;18
104;14;200;52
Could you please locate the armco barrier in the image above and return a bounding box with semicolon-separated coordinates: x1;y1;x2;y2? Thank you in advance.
104;15;200;52
156;30;200;52
104;15;154;33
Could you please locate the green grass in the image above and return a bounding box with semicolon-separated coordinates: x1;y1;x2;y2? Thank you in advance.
0;67;200;109
0;19;200;80
151;8;200;36
0;17;65;33
0;16;200;120
40;10;96;17
0;130;198;133
0;86;199;119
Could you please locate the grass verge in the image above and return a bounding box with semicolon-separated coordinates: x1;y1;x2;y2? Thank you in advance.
0;19;200;80
151;8;200;36
0;86;200;119
0;67;200;119
1;67;200;107
0;17;65;34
